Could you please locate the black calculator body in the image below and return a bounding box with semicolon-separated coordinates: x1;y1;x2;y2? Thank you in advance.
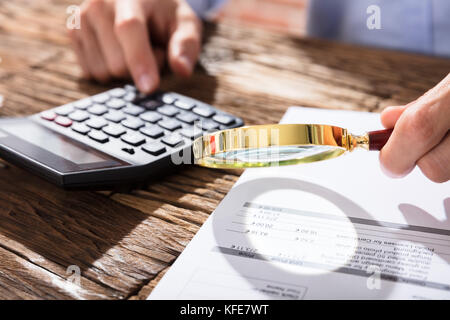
0;85;243;189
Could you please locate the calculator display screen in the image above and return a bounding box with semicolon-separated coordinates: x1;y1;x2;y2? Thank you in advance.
2;122;107;164
0;121;127;172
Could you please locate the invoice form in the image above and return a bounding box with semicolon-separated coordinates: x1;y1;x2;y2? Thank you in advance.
149;107;450;299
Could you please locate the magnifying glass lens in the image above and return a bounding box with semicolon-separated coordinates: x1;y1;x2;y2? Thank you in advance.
206;145;346;167
194;124;393;169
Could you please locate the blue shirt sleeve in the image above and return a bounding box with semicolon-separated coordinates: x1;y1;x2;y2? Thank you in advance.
186;0;227;20
307;0;450;57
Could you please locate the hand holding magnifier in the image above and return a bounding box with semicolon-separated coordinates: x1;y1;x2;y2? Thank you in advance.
193;124;393;168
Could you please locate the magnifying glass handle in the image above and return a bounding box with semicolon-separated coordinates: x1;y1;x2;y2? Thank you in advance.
368;128;394;151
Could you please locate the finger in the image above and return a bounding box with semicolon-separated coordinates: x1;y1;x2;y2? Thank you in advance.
114;0;159;93
168;5;202;77
417;132;450;183
380;105;407;128
380;80;450;177
67;28;91;79
85;0;128;78
79;5;110;82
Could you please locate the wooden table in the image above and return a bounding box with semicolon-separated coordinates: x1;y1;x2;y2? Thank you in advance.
0;0;449;299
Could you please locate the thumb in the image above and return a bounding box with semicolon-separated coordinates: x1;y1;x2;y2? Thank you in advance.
380;105;408;128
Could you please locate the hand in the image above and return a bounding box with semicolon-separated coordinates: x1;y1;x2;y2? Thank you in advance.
68;0;202;93
380;73;450;183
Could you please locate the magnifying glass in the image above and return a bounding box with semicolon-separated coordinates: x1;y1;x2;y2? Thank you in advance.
193;124;393;168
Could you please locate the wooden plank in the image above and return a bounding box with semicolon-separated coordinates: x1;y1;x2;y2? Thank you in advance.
0;164;193;298
0;234;118;299
0;0;448;300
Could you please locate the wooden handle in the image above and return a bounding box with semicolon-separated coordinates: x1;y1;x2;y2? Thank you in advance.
368;128;393;151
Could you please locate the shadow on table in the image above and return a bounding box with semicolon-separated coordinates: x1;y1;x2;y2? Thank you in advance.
71;67;219;109
0;20;223;282
0;76;220;281
211;177;450;299
0;164;148;271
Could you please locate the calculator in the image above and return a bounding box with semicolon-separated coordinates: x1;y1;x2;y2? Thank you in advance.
0;85;244;189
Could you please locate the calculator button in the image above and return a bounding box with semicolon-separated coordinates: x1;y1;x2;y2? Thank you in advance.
105;111;126;123
158;118;182;131
92;93;110;103
54;105;74;116
213;114;235;126
73;98;92;110
174;100;195;110
123;104;145;116
179;127;203;140
40;110;57;121
140;111;162;123
121;117;145;130
88;104;108;116
72;123;91;135
196;119;219;131
160;94;176;105
55;116;73;127
141;99;163;110
142;142;166;156
123;92;136;102
140;125;164;138
121;132;146;146
162;134;185;147
176;112;199;124
88;130;109;143
106;98;126;110
109;88;126;98
86;117;108;129
103;124;126;138
193;106;215;118
69;110;90;122
125;84;136;91
157;105;179;117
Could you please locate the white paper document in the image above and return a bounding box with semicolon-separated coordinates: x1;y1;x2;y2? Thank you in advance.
149;107;450;300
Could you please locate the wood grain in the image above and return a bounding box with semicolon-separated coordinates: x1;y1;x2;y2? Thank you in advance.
0;0;449;299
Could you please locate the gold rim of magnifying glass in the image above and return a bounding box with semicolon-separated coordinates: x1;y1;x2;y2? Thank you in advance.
193;124;370;168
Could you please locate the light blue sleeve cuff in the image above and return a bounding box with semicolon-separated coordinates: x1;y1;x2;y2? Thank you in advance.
186;0;227;20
